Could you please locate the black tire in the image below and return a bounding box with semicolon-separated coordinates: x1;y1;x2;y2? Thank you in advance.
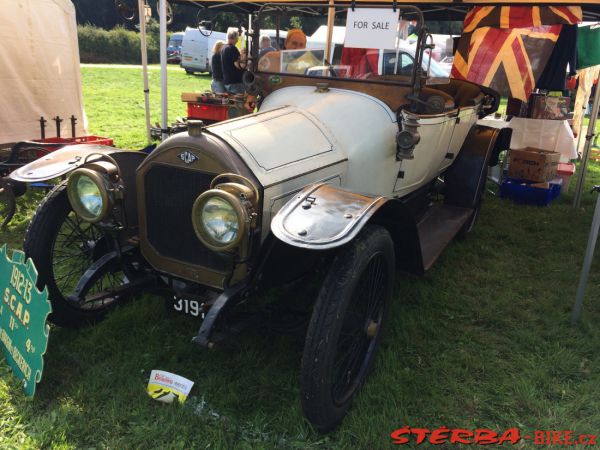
23;182;131;327
300;225;395;432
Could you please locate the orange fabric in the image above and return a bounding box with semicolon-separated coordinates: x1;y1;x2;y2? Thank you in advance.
463;5;581;32
452;6;580;101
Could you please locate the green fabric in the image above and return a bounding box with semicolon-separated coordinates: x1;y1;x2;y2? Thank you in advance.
577;25;600;69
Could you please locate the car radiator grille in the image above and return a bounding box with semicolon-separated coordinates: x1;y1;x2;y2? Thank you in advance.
143;164;229;271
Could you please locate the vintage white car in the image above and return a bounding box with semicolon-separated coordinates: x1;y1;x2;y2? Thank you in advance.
9;1;509;431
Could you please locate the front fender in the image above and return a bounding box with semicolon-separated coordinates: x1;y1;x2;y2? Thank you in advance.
8;144;138;183
270;183;388;250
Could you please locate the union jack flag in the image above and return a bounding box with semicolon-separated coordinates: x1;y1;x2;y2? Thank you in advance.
451;6;582;100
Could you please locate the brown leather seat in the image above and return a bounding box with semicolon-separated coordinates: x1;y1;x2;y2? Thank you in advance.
432;79;484;108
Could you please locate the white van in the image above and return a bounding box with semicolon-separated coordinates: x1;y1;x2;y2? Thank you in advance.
180;27;227;74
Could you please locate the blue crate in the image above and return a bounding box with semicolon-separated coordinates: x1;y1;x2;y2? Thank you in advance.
499;178;562;206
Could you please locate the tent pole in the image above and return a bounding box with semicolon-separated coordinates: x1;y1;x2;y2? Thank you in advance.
575;105;586;158
571;187;600;325
573;83;600;208
325;0;335;64
138;0;151;143
159;0;168;141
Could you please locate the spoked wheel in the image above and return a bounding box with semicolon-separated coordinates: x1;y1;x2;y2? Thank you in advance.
24;182;137;327
114;0;136;21
300;225;394;432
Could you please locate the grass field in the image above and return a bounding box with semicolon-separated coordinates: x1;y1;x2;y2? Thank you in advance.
1;66;600;449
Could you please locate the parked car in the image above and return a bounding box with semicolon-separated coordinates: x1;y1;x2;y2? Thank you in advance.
167;31;184;64
180;27;227;74
439;55;455;73
10;1;508;433
305;46;449;80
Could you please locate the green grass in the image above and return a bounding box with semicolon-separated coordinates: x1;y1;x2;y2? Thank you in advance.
2;67;600;449
81;66;211;149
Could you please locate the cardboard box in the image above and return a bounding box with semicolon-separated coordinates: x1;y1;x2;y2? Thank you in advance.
181;92;204;102
506;97;528;118
508;147;560;182
528;94;570;120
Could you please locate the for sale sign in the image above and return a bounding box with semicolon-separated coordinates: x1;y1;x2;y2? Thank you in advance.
344;8;400;49
0;245;51;396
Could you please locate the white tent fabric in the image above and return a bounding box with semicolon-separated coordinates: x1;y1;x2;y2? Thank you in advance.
573;65;600;140
0;0;87;143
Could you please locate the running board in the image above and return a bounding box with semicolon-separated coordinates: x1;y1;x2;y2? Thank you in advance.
417;204;473;271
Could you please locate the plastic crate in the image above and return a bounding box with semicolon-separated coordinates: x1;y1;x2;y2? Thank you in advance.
500;178;561;206
187;102;229;122
557;162;576;193
35;135;114;146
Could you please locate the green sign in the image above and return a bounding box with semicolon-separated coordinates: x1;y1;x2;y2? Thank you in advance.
269;75;282;85
0;245;51;396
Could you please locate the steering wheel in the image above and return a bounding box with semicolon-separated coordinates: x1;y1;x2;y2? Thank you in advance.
156;0;173;26
198;22;213;37
196;6;214;36
114;0;135;21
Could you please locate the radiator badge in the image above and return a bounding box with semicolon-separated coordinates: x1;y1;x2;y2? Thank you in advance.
178;151;199;165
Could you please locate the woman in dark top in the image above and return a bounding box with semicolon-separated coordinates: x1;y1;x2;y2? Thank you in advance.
211;40;226;94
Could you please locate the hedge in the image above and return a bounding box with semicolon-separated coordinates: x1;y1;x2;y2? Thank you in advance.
78;24;164;64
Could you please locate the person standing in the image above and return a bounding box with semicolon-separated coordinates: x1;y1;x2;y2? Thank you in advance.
221;27;245;94
258;35;276;58
283;29;307;50
210;40;226;94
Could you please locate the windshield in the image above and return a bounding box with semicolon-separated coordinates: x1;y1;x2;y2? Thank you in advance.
253;6;449;84
168;36;182;48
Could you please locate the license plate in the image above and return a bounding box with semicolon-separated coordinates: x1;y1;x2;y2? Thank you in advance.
170;295;204;318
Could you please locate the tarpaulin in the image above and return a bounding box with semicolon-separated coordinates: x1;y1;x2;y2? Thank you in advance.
452;6;582;100
462;6;581;31
0;0;87;143
577;25;600;69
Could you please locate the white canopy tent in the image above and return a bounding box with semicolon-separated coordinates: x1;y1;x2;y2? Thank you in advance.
0;0;87;143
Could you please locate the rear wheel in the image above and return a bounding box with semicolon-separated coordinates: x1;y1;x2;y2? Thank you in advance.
24;183;134;327
300;225;395;432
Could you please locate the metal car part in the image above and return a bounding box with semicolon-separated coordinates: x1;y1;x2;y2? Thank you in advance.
67;163;120;223
136;130;262;289
271;183;388;250
192;186;251;252
8;145;119;183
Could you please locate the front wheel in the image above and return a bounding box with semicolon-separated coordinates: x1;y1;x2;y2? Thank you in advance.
300;225;395;432
23;183;135;327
